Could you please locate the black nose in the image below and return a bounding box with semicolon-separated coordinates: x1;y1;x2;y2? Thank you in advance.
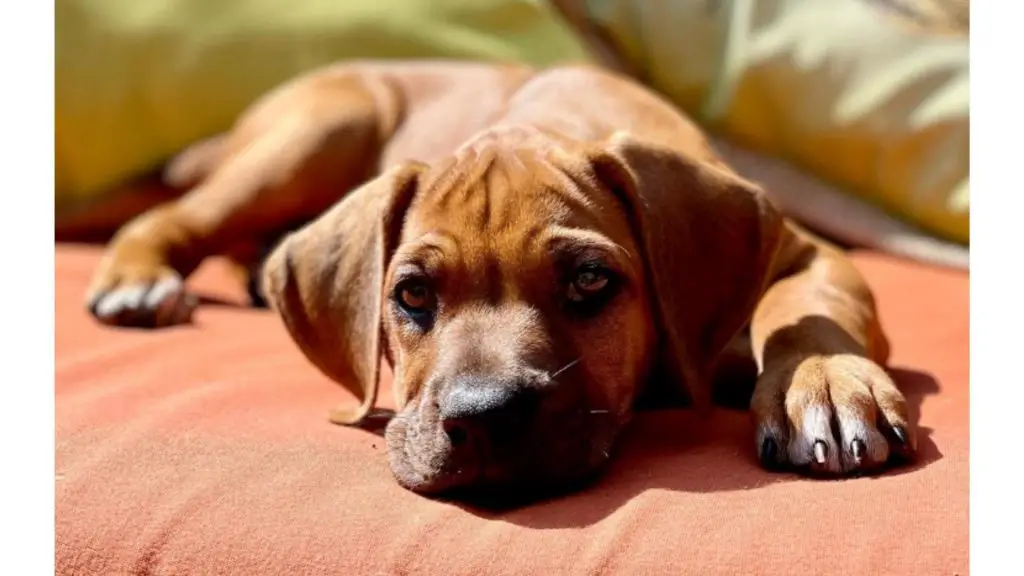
439;376;538;449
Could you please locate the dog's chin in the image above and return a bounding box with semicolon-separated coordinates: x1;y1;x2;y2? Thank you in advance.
383;406;622;507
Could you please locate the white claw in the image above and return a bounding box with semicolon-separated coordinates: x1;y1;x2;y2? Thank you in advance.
144;275;184;308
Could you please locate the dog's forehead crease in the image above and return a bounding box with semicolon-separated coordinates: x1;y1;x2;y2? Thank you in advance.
407;144;598;237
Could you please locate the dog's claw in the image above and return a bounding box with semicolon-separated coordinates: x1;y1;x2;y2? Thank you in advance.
892;425;908;446
760;437;780;470
887;425;916;464
851;439;865;463
813;440;828;465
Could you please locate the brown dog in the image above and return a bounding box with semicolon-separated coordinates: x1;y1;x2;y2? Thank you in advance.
85;61;915;498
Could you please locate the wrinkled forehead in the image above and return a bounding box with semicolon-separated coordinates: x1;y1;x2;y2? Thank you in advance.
401;147;634;255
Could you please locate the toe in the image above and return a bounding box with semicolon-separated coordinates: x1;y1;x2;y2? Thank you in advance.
93;283;154;327
151;287;197;327
118;284;148;310
93;286;141;323
786;403;842;474
143;275;183;308
868;373;917;463
834;407;889;473
756;429;787;471
782;363;843;474
751;370;791;471
825;370;890;472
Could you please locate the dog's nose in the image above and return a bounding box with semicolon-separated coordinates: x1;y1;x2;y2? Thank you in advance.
439;376;538;448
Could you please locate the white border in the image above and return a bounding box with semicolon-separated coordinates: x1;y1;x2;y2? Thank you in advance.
971;1;1021;573
13;1;1008;573
1;0;55;571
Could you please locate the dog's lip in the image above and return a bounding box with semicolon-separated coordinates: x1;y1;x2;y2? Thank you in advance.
394;468;474;495
437;446;484;488
387;417;484;495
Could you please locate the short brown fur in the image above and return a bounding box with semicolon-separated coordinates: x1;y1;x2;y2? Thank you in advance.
86;61;915;496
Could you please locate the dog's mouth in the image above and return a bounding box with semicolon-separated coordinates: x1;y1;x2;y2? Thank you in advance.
383;403;622;505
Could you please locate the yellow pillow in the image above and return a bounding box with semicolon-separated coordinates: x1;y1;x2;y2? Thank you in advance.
582;0;968;245
55;0;591;213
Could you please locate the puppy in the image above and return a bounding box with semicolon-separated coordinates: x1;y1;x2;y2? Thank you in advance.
85;61;915;498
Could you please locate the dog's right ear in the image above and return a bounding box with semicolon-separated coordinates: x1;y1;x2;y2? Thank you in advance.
261;162;426;426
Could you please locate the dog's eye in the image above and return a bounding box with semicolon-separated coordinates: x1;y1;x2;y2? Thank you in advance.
567;265;612;303
395;279;437;317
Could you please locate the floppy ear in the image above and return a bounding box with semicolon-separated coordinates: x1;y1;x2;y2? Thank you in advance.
261;162;425;425
587;132;784;411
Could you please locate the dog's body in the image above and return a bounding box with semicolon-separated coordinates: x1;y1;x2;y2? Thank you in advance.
86;61;914;498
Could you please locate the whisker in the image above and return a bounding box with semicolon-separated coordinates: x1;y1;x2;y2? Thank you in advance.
549;358;581;379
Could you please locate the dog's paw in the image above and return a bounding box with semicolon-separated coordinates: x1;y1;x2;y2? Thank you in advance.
86;263;196;329
751;354;915;476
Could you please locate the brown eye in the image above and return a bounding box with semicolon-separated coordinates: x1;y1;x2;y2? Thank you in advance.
567;266;611;303
395;280;436;315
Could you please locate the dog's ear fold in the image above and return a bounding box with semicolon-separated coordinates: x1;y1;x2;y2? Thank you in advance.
261;162;425;426
587;132;784;411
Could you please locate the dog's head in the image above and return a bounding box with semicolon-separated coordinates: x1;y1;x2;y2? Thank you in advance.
262;130;782;499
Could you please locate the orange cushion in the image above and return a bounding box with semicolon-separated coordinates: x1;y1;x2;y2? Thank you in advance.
55;244;967;574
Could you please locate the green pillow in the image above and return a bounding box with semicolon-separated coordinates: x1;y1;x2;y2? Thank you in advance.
56;0;591;213
582;0;968;245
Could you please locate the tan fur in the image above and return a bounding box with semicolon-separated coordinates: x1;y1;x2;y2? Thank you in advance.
85;61;915;495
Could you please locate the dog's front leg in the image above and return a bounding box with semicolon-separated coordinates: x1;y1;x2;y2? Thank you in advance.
748;225;915;475
85;71;398;328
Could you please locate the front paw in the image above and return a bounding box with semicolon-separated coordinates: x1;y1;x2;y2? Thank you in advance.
751;354;916;476
86;258;196;329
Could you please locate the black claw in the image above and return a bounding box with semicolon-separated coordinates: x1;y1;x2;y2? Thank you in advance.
851;439;866;463
760;437;780;470
887;425;916;465
813;440;828;465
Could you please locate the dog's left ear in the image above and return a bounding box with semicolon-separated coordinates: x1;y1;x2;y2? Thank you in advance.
261;162;425;426
586;132;784;410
